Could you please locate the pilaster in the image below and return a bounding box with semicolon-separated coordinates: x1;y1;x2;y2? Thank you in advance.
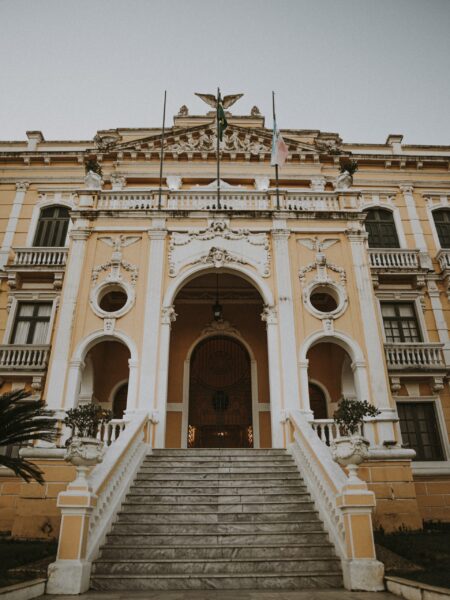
271;220;301;415
427;279;450;365
261;305;284;447
154;305;177;447
46;227;91;410
0;181;29;269
400;185;431;267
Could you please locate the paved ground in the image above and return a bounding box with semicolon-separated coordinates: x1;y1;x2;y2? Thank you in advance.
42;590;398;600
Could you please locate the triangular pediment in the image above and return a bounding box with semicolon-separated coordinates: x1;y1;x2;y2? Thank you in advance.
100;123;324;158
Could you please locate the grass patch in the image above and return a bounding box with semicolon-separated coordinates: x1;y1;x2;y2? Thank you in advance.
375;522;450;589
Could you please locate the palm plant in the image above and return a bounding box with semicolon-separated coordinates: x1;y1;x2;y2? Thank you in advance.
0;389;57;484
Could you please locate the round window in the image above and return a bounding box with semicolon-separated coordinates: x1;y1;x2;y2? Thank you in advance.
98;285;128;313
309;285;339;314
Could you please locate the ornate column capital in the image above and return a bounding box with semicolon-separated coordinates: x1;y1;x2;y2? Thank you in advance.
161;305;177;326
69;229;91;242
400;184;414;195
261;304;277;325
148;229;167;241
15;181;30;192
271;229;290;242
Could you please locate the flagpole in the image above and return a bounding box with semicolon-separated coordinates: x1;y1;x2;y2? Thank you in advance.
272;91;280;210
158;90;167;210
216;87;221;210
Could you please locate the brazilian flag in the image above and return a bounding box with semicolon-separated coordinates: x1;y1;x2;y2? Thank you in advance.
217;100;228;141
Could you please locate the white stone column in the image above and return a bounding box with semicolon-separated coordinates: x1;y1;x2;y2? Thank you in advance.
154;306;177;448
262;306;284;448
271;220;301;414
427;280;450;365
126;358;139;412
298;360;313;420
137;220;167;415
347;227;398;441
0;181;29;269
401;185;432;269
46;226;91;410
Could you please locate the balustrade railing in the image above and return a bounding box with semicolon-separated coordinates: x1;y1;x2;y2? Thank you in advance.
310;419;363;446
368;249;420;270
12;247;68;267
96;419;126;446
437;249;450;271
0;345;50;370
94;189;361;212
385;343;445;370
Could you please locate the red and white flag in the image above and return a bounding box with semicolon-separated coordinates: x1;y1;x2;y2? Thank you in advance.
271;124;289;167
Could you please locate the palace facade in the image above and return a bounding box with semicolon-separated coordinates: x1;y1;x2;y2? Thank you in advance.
0;103;450;592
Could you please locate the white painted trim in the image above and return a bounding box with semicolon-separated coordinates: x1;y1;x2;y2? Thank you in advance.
308;378;332;417
361;201;407;249
179;331;261;449
108;378;129;406
396;395;450;462
25;194;75;247
375;296;429;344
0;183;29;270
72;328;138;362
163;263;274;308
426;202;450;253
3;295;58;345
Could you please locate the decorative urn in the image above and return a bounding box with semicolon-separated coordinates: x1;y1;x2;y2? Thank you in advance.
331;435;369;482
65;437;105;488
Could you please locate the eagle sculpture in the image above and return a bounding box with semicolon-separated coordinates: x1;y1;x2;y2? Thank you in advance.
195;93;244;109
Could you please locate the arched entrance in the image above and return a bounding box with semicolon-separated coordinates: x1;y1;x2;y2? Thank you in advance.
188;335;253;448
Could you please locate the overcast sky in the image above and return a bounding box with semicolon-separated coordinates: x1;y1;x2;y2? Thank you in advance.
1;0;449;144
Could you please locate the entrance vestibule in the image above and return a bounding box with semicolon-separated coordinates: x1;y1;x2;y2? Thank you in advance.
165;271;272;449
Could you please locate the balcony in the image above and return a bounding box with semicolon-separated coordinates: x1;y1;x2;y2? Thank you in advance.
0;345;51;374
385;343;445;372
93;189;362;213
6;247;68;289
368;249;430;288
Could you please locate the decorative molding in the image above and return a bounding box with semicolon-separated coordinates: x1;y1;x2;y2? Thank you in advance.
261;304;277;325
201;319;241;337
15;181;29;192
168;220;270;278
161;305;177;326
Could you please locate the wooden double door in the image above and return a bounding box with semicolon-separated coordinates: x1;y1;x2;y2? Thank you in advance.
188;336;253;448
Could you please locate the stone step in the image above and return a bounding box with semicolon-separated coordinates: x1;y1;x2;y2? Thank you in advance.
125;493;311;503
105;531;329;546
130;480;306;490
134;472;302;481
151;449;288;456
93;557;341;576
138;465;299;473
143;457;296;465
121;501;315;513
99;543;336;560
117;510;318;524
111;521;324;535
90;572;343;590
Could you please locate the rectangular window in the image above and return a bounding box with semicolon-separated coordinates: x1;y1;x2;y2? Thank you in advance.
11;302;52;345
381;302;421;343
397;402;445;461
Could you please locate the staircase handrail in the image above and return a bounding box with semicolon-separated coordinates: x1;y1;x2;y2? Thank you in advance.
86;411;149;561
288;410;347;558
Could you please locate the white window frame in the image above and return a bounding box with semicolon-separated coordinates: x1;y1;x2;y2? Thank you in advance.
376;293;428;344
26;193;75;248
4;292;59;346
424;194;450;253
361;199;407;249
396;395;450;473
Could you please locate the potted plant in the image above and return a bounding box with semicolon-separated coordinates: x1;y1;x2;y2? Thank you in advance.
63;404;112;485
331;398;380;481
336;159;358;190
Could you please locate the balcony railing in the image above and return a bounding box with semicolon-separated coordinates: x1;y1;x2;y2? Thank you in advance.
437;249;450;272
0;345;51;371
12;247;68;268
384;343;445;371
95;189;362;212
368;249;420;271
311;419;363;446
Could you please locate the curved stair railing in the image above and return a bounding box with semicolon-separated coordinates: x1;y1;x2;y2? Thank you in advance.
47;412;150;595
287;410;384;591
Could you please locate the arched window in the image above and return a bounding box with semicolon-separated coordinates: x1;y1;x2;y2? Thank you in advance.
432;209;450;249
33;206;70;247
308;382;328;419
364;208;400;248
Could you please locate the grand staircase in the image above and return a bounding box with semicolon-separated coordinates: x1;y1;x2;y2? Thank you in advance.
91;449;343;590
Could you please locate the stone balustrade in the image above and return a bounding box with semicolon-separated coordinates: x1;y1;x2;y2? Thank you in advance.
310;419;363;446
93;189;361;212
97;419;127;446
12;247;68;267
368;248;420;270
384;342;445;370
0;345;51;371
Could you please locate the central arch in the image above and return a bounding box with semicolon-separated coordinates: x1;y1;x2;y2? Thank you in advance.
164;270;272;448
